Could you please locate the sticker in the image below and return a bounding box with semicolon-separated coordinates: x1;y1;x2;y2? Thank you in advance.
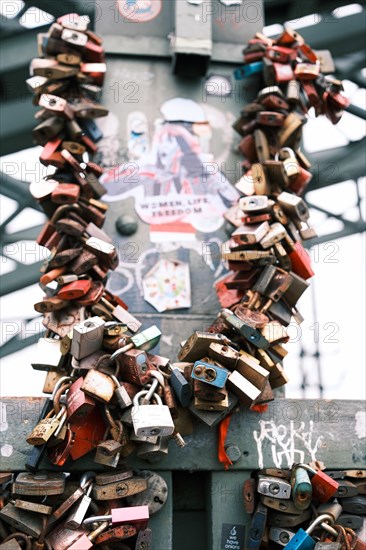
142;259;191;312
116;0;162;23
102;121;239;242
221;524;245;550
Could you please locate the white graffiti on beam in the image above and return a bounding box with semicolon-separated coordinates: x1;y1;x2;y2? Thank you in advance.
253;420;324;470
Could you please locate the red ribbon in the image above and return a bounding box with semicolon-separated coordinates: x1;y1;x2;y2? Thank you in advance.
218;415;233;470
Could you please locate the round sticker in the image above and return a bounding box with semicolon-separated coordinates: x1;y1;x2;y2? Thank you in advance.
116;0;162;23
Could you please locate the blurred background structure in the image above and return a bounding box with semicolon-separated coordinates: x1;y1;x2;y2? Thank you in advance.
0;0;365;399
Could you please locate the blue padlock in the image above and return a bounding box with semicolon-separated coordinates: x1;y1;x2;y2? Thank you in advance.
191;360;229;389
79;119;103;142
247;501;267;549
291;465;313;510
170;367;192;407
234;61;263;80
284;514;334;550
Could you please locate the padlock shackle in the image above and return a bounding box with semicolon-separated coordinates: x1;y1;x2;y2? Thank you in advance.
80;471;96;488
292;463;316;475
133;389;163;407
51;376;75;400
83;514;112;525
305;513;334;534
274;146;295;161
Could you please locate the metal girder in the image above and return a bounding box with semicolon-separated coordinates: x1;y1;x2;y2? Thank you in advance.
307;138;366;192
0;99;37;155
298;12;366;57
264;0;366;26
0;261;43;297
0;326;42;358
0;173;40;210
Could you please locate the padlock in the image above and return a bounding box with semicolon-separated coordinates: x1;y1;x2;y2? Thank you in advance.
47;425;75;467
239;195;270;215
93;525;137;545
283;513;335;549
80;368;115;403
66;377;96;422
313;544;341;550
0;503;44;538
26;406;66;445
294;464;339;503
31;336;65;371
335;479;359;498
268;509;312;528
191;360;230;389
247;501;267;549
64;475;94;530
260;495;302;514
38;94;74;119
178;331;227;362
317;501;343;525
227;370;262;406
232;222;270;245
70;316;105;359
208;343;239;369
69;405;106;460
258;475;292;499
46;523;92;550
288;242;314;280
135;528;153;550
13;472;65;496
260;223;289;249
13;499;52;516
236;355;269;390
338;495;366;514
136;437;171;462
132;390;175;437
291;465;313;510
114;349;152;386
94;420;124;468
238;134;258;163
270;527;296;547
193;379;227;402
170;367;192;407
220;309;270;349
194;392;229;412
92;477;148;500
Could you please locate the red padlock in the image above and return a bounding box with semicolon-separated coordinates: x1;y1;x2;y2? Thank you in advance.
294;463;339;503
266;45;295;64
273;62;294;82
67;377;96;422
310;469;339;503
289;242;314;280
238;135;258;163
294;62;320;80
51;183;80;204
69;406;106;460
57;279;92;299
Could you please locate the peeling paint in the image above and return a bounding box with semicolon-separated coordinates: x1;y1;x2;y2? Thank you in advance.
0;402;8;432
355;410;366;439
0;444;13;457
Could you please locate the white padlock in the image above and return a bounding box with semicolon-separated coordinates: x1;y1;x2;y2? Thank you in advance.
132;390;174;438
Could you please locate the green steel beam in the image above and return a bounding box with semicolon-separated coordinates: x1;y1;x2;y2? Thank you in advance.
307;138;366;192
0;262;43;297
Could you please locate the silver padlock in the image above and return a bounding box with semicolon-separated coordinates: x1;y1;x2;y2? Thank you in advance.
31;336;64;371
110;375;132;409
269;526;295;546
71;316;105;360
64;474;94;530
257;475;291;499
132;390;175;438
